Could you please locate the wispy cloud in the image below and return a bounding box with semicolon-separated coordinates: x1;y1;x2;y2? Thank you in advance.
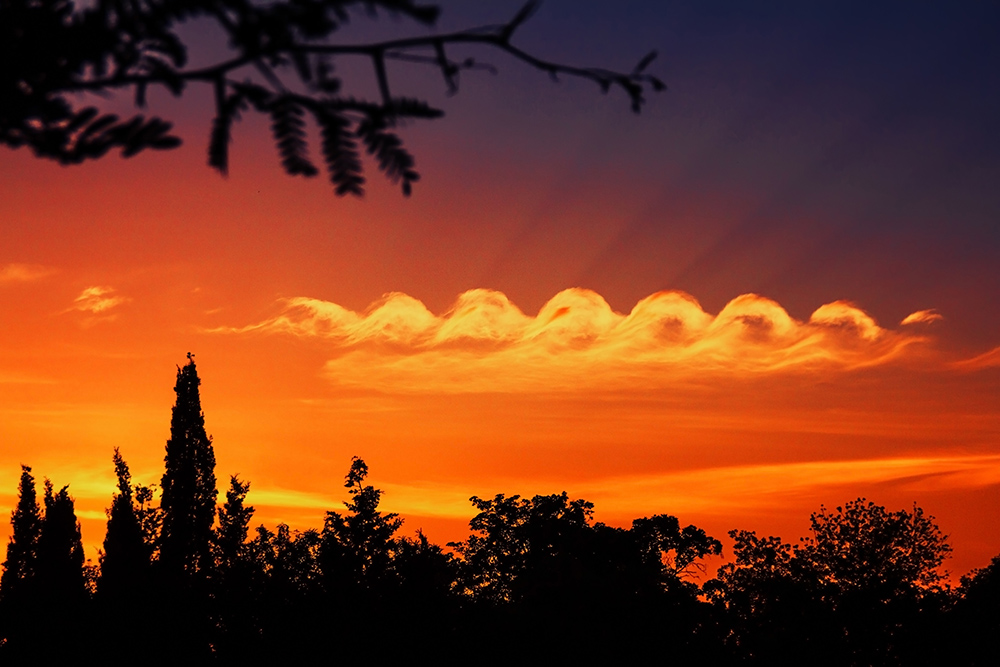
952;346;1000;371
160;454;1000;522
375;454;1000;521
583;454;1000;518
249;487;339;510
215;289;937;393
901;309;944;325
69;286;129;315
0;263;55;285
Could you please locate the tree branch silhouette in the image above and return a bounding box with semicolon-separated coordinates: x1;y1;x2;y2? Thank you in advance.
1;0;664;196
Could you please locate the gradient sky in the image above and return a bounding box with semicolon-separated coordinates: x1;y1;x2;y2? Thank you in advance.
2;0;999;580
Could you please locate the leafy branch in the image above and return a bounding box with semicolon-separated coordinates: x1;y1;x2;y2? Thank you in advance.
1;0;664;197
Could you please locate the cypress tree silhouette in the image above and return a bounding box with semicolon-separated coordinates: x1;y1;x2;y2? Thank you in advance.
36;479;86;603
0;465;42;600
210;476;258;658
159;353;217;580
1;470;88;661
98;449;151;598
0;468;42;656
214;475;254;572
94;450;159;658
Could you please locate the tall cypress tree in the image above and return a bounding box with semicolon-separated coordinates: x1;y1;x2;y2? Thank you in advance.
215;475;254;572
159;353;217;579
0;465;42;600
2;468;88;661
99;449;150;597
36;480;86;603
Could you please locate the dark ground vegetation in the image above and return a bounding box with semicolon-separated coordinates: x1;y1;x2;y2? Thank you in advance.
1;358;998;665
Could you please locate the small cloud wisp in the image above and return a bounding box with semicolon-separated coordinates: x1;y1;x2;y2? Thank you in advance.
0;263;55;284
70;286;129;315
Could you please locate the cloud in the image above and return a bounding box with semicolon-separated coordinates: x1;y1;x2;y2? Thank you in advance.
249;487;340;510
901;309;944;325
185;455;1000;522
0;263;54;284
952;346;1000;371
216;288;934;393
584;454;1000;518
247;483;473;519
70;286;129;315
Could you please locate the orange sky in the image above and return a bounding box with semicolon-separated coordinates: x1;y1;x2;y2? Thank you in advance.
2;1;999;583
2;241;998;577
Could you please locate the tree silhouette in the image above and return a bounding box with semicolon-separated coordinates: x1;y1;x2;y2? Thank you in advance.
1;0;663;196
214;475;254;572
209;475;260;659
250;523;322;599
448;492;534;603
95;450;161;662
243;522;325;661
320;456;403;592
797;498;951;597
448;492;724;662
36;479;87;602
705;529;840;664
98;448;152;598
159;353;217;581
36;480;89;660
5;359;996;663
0;465;41;600
450;492;724;607
0;466;42;655
391;529;456;600
632;513;723;590
706;499;953;665
952;554;1000;665
0;471;89;660
796;499;952;665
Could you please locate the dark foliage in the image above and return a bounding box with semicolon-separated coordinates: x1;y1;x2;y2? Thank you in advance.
0;466;42;655
1;361;997;663
93;450;161;660
705;499;955;665
446;491;726;662
98;448;152;598
320;456;403;593
947;556;1000;665
36;480;86;602
0;465;41;600
1;0;663;196
214;475;254;570
798;499;951;596
0;471;89;661
159;353;217;580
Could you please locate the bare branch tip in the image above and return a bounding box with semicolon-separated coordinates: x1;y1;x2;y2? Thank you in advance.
503;0;543;40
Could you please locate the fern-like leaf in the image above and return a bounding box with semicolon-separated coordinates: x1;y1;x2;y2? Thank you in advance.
315;109;364;197
209;90;247;176
208;113;232;175
356;116;418;196
270;97;318;177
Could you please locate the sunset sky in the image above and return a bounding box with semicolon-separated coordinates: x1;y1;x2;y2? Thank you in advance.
2;1;999;580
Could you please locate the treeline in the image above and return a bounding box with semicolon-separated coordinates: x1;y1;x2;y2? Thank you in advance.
1;358;999;664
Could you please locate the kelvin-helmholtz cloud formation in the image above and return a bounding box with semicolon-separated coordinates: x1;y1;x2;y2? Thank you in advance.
221;289;936;393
